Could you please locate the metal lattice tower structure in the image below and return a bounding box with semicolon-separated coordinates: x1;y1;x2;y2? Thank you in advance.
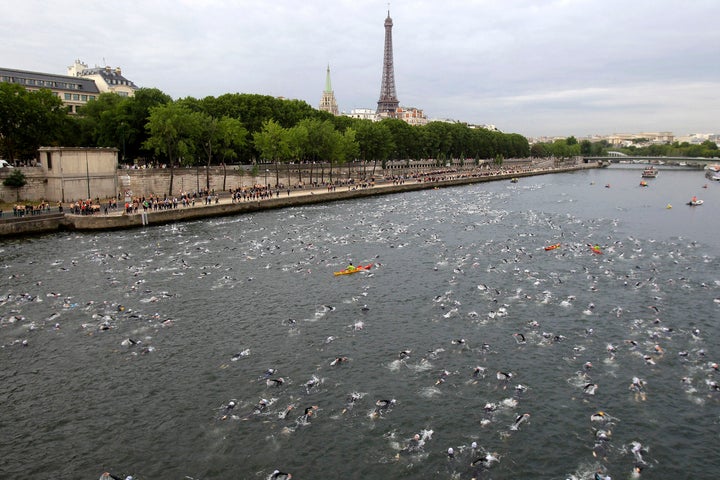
376;10;399;117
319;64;339;115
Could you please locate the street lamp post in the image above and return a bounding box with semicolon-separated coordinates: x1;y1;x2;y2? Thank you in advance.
265;169;269;188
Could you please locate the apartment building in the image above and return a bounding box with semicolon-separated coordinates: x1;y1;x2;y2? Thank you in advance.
0;59;138;113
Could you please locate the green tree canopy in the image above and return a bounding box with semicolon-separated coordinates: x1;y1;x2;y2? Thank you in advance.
144;102;202;195
0;83;67;162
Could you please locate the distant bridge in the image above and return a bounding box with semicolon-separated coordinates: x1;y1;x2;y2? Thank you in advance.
585;156;717;168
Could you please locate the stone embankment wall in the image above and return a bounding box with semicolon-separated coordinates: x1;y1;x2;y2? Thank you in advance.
0;163;595;237
1;158;540;203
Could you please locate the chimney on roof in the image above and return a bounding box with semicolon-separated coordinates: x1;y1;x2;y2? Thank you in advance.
115;67;122;75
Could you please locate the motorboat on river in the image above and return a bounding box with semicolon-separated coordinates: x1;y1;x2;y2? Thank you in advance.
705;164;720;181
641;166;658;178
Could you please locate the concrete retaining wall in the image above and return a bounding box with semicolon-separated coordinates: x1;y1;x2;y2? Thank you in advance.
0;164;593;238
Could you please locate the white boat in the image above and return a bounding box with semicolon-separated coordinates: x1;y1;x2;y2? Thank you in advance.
641;166;658;178
705;164;720;181
687;196;704;206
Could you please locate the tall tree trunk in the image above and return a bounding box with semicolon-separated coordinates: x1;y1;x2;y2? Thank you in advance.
168;163;175;198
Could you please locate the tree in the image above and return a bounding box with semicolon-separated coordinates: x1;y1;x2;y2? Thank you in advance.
144;102;201;196
3;169;27;201
0;83;67;162
253;119;290;186
215;117;248;190
354;121;394;177
286;123;310;184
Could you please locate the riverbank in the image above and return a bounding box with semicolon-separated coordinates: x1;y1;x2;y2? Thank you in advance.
0;164;595;237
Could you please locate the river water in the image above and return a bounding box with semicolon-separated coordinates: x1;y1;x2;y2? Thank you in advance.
1;165;718;480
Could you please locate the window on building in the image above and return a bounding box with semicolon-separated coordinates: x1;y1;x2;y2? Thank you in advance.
46;152;52;170
64;93;71;100
72;94;79;101
81;95;87;101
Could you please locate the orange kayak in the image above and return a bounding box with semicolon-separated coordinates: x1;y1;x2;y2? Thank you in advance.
334;263;373;276
544;243;561;251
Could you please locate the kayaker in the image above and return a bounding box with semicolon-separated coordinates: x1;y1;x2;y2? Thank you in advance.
346;262;356;272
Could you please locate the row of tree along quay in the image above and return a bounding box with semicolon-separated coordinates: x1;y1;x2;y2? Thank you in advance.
3;83;718;175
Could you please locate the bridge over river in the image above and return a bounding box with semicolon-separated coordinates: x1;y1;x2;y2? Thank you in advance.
585;155;718;168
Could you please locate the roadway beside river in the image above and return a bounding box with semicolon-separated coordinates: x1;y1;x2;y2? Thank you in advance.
0;163;596;237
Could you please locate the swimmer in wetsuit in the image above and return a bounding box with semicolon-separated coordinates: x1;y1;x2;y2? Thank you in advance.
267;377;285;387
373;398;396;417
270;469;292;479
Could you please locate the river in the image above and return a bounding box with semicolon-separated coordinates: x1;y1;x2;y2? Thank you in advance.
1;165;718;479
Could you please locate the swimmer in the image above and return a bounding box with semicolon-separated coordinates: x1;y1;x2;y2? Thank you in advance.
511;413;530;430
584;361;593;370
267;377;285;387
513;333;526;344
330;356;348;366
630;441;646;464
629;377;646;392
496;371;513;381
399;350;411;360
301;405;318;422
231;349;250;361
373;398;396;417
583;383;598;395
222;400;236;416
447;447;455;458
304;375;320;394
472;366;486;378
470;452;499;467
401;433;422;453
278;404;295;419
451;338;466;345
594;471;611;480
631;465;643;478
342;392;363;413
270;469;292;479
254;398;270;414
436;369;451;385
99;473;122;480
260;368;277;379
484;402;498;413
590;411;607;422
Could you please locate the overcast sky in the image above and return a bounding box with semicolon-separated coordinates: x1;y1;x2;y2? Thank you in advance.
3;0;719;137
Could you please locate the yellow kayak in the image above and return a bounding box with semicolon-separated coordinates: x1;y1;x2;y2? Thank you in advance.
334;263;373;276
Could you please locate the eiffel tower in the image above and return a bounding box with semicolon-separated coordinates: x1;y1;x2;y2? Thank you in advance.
376;10;399;118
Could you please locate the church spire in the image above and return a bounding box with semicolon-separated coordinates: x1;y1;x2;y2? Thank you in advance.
324;64;333;93
319;64;339;115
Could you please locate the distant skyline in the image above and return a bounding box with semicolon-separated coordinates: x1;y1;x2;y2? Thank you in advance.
2;0;719;137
